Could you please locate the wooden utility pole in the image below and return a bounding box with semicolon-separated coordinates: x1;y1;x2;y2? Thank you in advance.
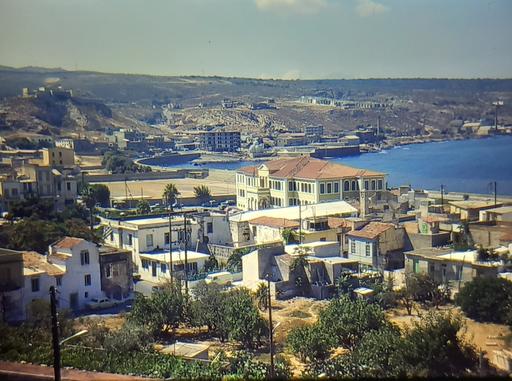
184;212;189;295
267;276;275;379
168;211;173;284
50;286;61;381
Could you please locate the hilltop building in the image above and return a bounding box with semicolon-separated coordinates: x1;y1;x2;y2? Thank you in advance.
235;156;386;211
198;130;241;152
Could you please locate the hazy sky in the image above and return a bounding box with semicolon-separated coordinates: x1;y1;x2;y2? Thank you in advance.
0;0;511;79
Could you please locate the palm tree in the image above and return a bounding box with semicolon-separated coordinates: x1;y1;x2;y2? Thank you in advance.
194;185;212;204
136;200;151;215
80;184;96;231
254;282;269;311
281;228;302;244
163;183;180;210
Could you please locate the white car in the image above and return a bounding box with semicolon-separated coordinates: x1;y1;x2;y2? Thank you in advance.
86;297;117;310
204;271;233;286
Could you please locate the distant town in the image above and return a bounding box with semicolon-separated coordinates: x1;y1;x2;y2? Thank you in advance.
0;69;512;380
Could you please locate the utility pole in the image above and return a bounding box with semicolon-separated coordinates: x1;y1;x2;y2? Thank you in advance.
493;181;497;207
50;286;61;381
298;203;302;244
168;210;173;284
267;275;275;379
184;212;189;295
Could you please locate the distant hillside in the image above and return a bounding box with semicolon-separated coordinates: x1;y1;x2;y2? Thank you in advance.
1;65;512;104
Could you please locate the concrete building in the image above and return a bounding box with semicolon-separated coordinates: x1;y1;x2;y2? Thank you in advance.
235;156;386;211
404;248;506;292
229;200;358;247
449;200;503;221
479;206;512;223
48;237;103;311
138;249;209;283
275;133;306;147
0;249;25;322
198;130;241;152
347;222;405;270
100;215;201;274
98;246;133;301
304;125;324;137
242;242;359;299
42;147;75;168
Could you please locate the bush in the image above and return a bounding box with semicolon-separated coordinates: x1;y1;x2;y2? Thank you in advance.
456;276;512;323
287;325;333;362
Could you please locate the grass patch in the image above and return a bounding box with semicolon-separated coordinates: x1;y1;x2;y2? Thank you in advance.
287;310;312;319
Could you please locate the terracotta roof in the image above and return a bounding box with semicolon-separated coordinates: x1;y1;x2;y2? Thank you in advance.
248;216;299;229
239;165;257;175
327;217;351;229
52;236;85;249
23;251;65;276
347;222;395;240
420;215;449;224
239;157;384;180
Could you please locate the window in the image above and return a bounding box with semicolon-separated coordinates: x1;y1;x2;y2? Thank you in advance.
165;232;170;245
289;182;293;191
66;182;71;191
320;183;325;194
106;264;112;278
327;183;332;193
84;274;91;286
371;180;376;190
207;222;213;234
128;234;133;246
161;263;167;273
31;277;40;292
352;181;357;191
344;181;350;192
364;180;369;190
142;260;149;269
320;237;326;241
80;250;90;265
334;182;339;193
365;243;371;256
56;276;62;286
350;241;356;254
252;226;257;238
413;259;420;274
84;292;88;298
308;184;312;193
378;179;383;190
146;234;154;248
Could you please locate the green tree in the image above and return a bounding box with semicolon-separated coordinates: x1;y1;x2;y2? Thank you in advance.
456;276;512;323
400;311;478;377
254;282;269;311
225;288;267;349
80;184;97;231
89;184;111;208
163;183;180;210
287;324;334;362
317;295;387;350
281;228;302;244
190;281;229;341
136;199;151;215
129;283;186;337
194;185;212;204
203;253;219;272
226;249;246;272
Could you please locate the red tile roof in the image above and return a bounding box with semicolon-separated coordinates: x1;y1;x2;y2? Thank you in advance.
248;216;300;229
347;222;395;240
327;217;351;229
52;236;85;249
23;251;65;276
239;157;384;180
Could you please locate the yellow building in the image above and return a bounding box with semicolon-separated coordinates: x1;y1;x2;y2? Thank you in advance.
42;147;75;168
236;156;386;211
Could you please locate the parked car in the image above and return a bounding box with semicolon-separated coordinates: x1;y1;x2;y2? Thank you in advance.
220;200;236;210
86;297;118;310
205;271;233;286
201;200;219;208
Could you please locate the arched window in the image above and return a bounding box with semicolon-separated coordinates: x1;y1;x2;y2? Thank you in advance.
351;181;356;191
344;181;350;192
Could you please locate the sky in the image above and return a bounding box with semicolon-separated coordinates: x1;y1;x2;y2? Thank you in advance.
0;0;511;79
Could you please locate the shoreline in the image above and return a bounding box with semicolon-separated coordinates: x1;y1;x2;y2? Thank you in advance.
146;133;511;169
